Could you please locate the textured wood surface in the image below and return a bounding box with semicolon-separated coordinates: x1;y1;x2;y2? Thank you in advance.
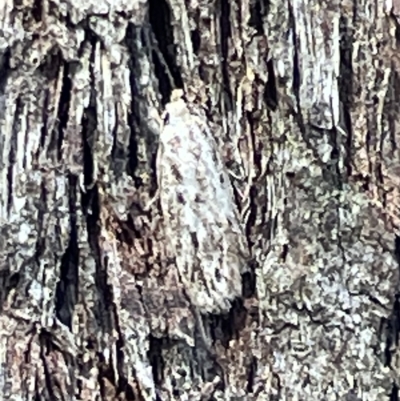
0;0;400;400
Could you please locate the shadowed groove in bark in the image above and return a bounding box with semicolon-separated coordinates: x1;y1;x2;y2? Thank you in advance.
338;14;354;179
55;175;79;329
149;0;182;101
55;61;72;160
81;37;97;190
386;70;398;154
248;0;268;35
125;23;141;179
264;59;278;111
32;0;42;22
0;48;11;97
390;385;399;401
7;98;20;213
288;2;301;112
39;334;56;399
148;335;166;393
190;29;201;56
383;236;400;372
218;0;233;111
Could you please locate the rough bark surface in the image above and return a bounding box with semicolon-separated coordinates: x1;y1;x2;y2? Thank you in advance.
1;0;400;400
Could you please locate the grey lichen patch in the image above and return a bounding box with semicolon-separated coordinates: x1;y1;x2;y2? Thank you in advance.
257;150;398;398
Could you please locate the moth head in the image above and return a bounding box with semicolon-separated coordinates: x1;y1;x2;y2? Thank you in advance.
170;88;184;101
164;89;190;120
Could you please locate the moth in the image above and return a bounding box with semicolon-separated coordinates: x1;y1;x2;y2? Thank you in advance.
156;89;249;314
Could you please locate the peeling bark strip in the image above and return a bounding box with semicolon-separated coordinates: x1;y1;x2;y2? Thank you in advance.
1;0;400;400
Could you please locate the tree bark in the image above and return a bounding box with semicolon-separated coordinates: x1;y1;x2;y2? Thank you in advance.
1;0;399;400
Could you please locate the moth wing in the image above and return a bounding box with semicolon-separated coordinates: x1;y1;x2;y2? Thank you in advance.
159;103;248;313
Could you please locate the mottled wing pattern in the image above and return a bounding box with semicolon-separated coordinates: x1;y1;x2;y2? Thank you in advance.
158;90;248;313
